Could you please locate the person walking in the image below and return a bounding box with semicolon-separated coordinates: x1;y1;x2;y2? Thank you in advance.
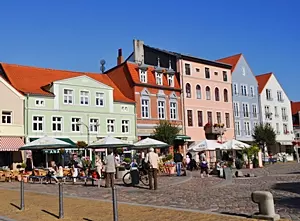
174;149;183;176
104;150;117;188
145;148;159;190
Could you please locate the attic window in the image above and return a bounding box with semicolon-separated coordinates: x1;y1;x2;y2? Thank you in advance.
35;99;45;107
156;72;163;85
139;69;147;83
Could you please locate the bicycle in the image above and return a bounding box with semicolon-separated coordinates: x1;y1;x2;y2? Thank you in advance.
122;165;149;186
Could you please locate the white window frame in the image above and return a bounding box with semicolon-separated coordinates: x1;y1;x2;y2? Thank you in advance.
233;83;238;95
196;85;201;99
233;102;239;117
141;98;150;119
240;84;247;96
235;121;241;136
283;123;288;134
244;121;251;136
52;116;63;132
157;100;166;119
184;63;191;75
71;117;81;132
170;101;177;120
250;86;255;97
242;103;250;118
89;118;99;133
121;106;129;112
274;106;279;117
252;104;258;118
32;115;44;132
276;123;280;135
121;120;129;134
80;90;90;106
139;69;147;83
156;72;163;85
1;111;12;124
95;92;104;107
63;89;74;104
35;99;45;107
205;86;211;100
167;74;174;87
107;119;115;133
277;91;283;102
266;89;272;100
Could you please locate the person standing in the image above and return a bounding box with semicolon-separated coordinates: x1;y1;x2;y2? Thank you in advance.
174;149;183;176
95;155;103;179
145;148;159;190
104;150;117;188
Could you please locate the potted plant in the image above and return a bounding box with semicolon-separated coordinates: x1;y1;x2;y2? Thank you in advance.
235;158;244;170
242;145;260;169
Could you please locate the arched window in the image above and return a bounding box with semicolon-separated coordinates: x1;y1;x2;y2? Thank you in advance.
186;83;191;98
215;87;220;101
206;86;211;100
224;89;228;102
196;85;201;99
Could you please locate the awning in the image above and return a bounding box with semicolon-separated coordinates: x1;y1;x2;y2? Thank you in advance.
175;135;191;140
29;137;75;145
0;137;24;151
279;141;293;145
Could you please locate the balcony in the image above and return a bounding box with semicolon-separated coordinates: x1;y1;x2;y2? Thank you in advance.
282;115;288;121
265;112;273;120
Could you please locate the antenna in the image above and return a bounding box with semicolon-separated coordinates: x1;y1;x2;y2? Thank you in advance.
100;59;106;73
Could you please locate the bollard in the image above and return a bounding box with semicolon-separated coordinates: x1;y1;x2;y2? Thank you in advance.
112;186;118;221
251;191;280;221
20;180;24;211
58;183;64;219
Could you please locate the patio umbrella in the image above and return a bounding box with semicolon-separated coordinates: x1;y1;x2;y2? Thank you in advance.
133;138;169;149
88;136;134;149
19;136;75;150
188;139;223;152
222;139;250;150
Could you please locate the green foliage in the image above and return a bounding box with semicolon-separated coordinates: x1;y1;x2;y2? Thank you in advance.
252;123;276;146
166;154;173;161
153;120;180;145
116;148;123;155
123;158;131;163
21;163;27;168
235;158;244;169
252;158;259;168
77;141;88;148
242;145;260;164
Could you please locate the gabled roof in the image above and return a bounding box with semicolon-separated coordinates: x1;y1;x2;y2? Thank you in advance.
0;63;134;103
216;53;242;72
291;101;300;115
255;72;273;94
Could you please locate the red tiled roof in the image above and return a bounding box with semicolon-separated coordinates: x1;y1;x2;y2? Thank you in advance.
216;53;242;72
291;101;300;115
0;63;134;103
255;72;273;94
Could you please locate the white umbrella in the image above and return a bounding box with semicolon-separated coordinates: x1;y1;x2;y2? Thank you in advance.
188;139;223;152
222;139;250;150
88;136;133;149
133;138;169;149
19;136;74;150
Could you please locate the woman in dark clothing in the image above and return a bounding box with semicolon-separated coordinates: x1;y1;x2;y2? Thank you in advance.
25;158;33;172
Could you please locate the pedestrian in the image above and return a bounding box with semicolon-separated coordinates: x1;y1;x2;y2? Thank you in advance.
104;149;117;188
95;155;103;179
145;147;159;190
186;155;191;170
174;149;183;176
200;159;210;178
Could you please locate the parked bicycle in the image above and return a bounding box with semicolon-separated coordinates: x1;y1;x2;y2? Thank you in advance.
122;164;149;186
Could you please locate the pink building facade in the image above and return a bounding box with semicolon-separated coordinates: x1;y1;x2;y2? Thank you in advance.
178;55;235;142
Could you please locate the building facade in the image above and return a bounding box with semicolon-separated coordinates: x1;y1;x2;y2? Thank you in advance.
217;54;260;142
291;101;300;140
256;73;294;153
0;63;136;145
107;45;183;139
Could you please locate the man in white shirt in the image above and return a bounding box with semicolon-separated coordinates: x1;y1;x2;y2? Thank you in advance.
145;147;159;190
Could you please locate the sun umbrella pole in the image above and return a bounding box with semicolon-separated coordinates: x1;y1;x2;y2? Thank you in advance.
45;152;48;168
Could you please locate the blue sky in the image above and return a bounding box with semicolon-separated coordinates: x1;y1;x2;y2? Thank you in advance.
1;0;299;100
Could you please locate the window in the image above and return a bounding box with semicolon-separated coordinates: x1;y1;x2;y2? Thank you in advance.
241;85;247;96
215;88;220;101
139;70;147;83
266;89;272;100
205;68;210;79
214;71;218;76
187;110;193;126
197;111;203;127
250;86;255;97
71;117;81;132
235;122;241;136
282;107;288;121
225;113;230;128
168;75;174;87
121;120;129;133
52;117;62;132
89;118;99;133
141;99;150;118
33;116;43;131
274;106;278;117
170;102;177;120
234;102;239;117
206;86;211;100
242;103;249;118
35;99;45;107
244;121;251;136
283;123;288;134
252;104;258;118
207;111;212;124
80;91;89;105
265;105;271;119
121;106;128;112
1;111;12;124
96;92;104;107
277;91;283;102
107;119;115;133
276;123;280;134
196;85;201;99
158;100;165;119
223;71;228;82
186;83;191;98
253;122;258;129
63;89;73;104
233;84;238;95
195;68;200;72
156;72;163;85
224;89;228;102
185;63;191;75
216;112;221;124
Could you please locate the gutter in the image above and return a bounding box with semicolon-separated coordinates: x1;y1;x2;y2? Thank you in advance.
180;59;187;136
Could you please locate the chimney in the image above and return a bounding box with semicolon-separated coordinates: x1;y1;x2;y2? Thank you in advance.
117;48;124;65
133;39;144;64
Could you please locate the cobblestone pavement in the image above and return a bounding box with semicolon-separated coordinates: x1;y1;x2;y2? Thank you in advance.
1;163;299;220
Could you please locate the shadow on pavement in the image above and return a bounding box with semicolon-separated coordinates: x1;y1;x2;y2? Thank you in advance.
220;212;251;218
10;203;20;210
83;218;93;221
272;182;300;195
272;182;300;210
41;209;59;219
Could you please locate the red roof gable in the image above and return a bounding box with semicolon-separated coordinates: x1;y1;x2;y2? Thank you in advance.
216;53;242;72
255;72;273;94
291;101;300;115
0;63;134;103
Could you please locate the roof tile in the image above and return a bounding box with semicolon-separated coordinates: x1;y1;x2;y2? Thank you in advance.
216;53;242;72
255;72;273;94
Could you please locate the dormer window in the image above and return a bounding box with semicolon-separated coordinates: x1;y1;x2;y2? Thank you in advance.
168;75;174;87
166;60;175;87
155;57;164;85
139;69;147;83
156;72;163;85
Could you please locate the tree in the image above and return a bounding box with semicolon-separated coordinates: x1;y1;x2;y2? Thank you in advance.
252;123;276;148
152;120;180;145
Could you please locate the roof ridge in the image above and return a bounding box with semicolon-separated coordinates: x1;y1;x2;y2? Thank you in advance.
216;53;242;61
256;72;273;77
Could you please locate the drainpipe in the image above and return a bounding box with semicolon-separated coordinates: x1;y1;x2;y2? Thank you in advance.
180;59;186;136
